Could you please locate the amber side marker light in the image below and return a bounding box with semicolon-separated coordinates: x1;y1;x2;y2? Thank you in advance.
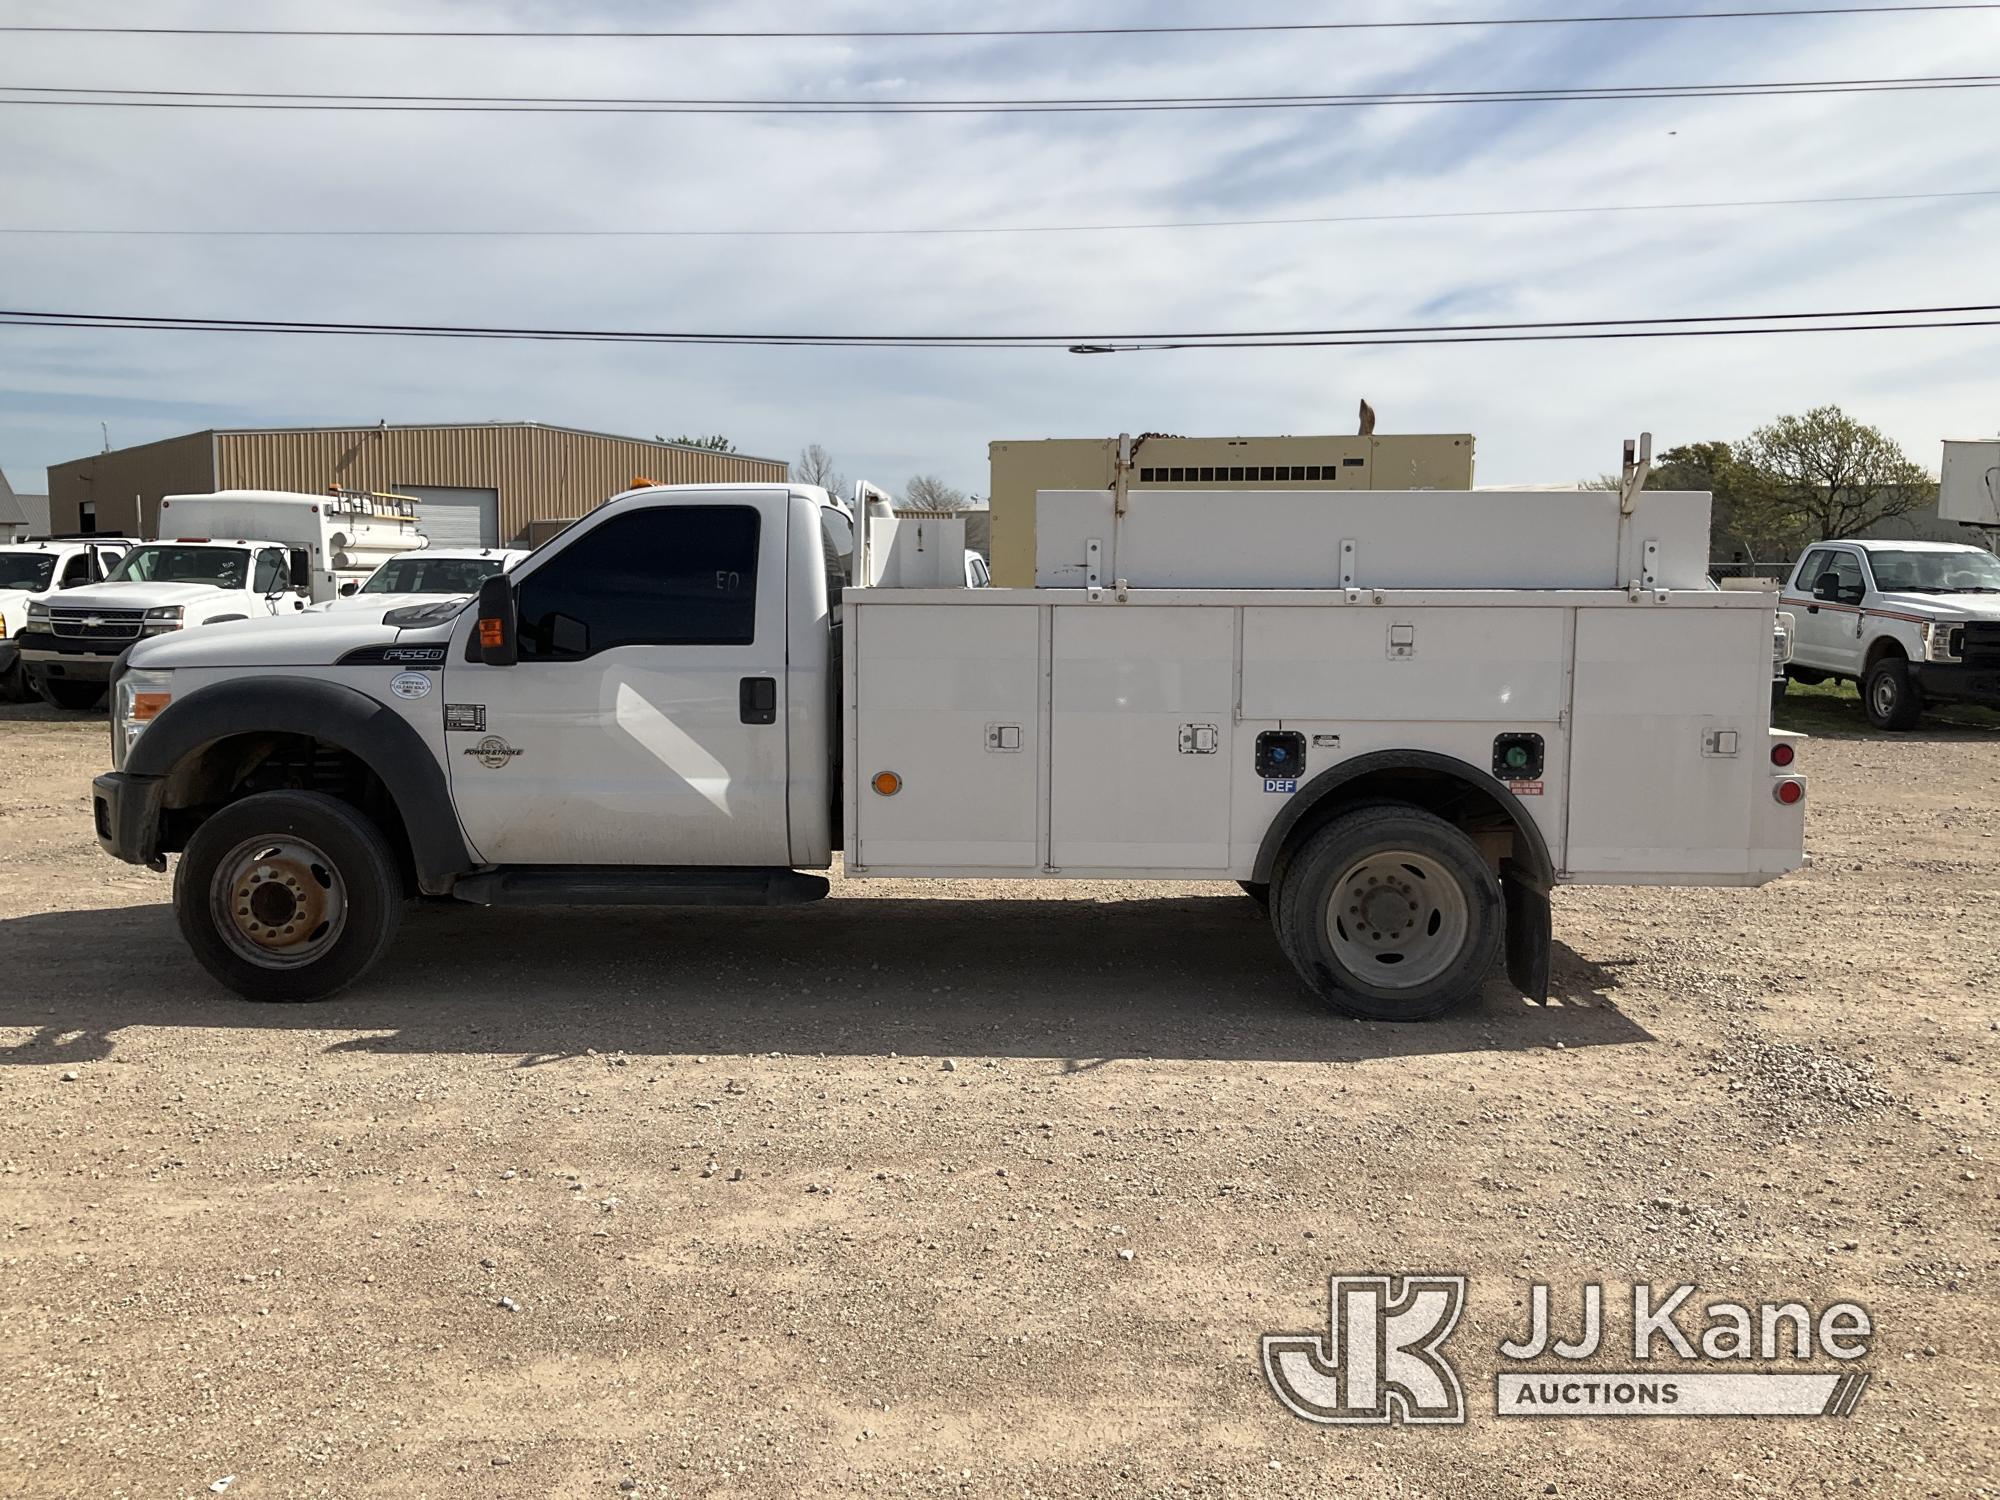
132;692;171;722
478;618;506;648
872;771;903;797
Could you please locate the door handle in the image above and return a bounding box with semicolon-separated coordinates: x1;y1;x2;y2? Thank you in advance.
739;676;778;725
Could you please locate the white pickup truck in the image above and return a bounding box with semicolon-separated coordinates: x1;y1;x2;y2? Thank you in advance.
1780;538;2000;728
0;537;133;700
90;468;1805;1018
18;490;423;709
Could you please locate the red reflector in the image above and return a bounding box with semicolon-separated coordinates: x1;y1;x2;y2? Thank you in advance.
1771;742;1795;767
1774;780;1804;805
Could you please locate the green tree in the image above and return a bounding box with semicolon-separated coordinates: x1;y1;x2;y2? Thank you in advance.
1646;440;1789;564
1737;406;1935;543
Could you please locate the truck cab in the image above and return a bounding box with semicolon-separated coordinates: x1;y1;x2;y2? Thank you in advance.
0;537;131;701
1781;539;2000;728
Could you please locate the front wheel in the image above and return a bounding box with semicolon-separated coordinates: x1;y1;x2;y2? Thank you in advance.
1272;804;1501;1021
34;675;107;711
173;790;405;1002
1863;657;1923;731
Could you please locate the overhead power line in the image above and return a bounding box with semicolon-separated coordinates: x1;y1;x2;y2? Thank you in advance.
4;187;1995;240
4;4;1996;39
2;74;1994;115
2;304;1996;353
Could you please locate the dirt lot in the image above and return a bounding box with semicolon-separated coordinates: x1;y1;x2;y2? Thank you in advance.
1;693;1994;1499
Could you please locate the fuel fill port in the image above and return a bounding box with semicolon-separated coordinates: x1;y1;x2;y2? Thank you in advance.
1492;732;1545;781
1255;730;1307;780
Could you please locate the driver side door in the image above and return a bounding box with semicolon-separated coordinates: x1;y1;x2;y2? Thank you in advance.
444;494;794;869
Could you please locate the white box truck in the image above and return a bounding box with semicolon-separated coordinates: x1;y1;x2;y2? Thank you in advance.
18;489;423;708
90;451;1805;1018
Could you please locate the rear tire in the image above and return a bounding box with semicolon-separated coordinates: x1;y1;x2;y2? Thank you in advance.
173;790;404;1002
1273;803;1501;1021
1863;656;1923;731
34;675;106;711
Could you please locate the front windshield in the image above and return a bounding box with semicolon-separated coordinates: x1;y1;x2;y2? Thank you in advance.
1867;549;2000;593
104;545;251;589
0;554;57;592
359;555;508;595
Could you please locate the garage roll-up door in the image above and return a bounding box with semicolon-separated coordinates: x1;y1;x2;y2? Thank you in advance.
398;485;499;548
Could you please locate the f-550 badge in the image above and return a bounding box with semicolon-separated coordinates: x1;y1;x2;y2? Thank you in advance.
464;735;524;769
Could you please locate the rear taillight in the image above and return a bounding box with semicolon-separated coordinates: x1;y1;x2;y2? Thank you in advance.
1771;742;1795;767
1774;780;1804;806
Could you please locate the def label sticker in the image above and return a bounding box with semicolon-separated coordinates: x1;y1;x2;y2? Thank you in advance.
1264;779;1298;794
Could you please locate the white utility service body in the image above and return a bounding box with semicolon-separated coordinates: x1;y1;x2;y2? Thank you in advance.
847;486;1798;887
91;474;1805;1018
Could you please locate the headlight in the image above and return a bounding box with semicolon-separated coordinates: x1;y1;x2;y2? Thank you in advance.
112;668;174;770
142;605;185;636
1923;621;1962;663
25;599;50;626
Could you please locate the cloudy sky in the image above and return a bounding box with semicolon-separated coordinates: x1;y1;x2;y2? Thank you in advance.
2;0;1997;498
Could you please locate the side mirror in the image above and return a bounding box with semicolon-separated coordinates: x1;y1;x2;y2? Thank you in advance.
475;573;518;666
1813;573;1841;602
339;582;359;596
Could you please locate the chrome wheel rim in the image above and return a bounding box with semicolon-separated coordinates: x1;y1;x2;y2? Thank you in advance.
211;836;348;970
1325;849;1471;991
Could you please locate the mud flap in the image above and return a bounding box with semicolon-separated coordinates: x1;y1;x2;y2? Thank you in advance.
1502;864;1551;1003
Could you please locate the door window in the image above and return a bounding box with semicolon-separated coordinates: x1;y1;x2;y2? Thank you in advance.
253;548;289;593
514;505;761;661
1794;549;1831;592
1824;552;1865;603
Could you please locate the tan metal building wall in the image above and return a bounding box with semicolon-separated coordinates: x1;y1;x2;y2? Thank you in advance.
47;431;219;538
47;423;786;541
988;433;1476;587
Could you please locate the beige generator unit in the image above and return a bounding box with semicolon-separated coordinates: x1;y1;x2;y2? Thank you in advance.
988;432;1475;586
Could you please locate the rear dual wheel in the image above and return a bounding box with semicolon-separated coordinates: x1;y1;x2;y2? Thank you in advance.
1272;803;1501;1021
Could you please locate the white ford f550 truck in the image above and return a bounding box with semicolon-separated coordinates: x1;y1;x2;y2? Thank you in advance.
20;490;423;708
1779;538;2000;729
91;458;1805;1018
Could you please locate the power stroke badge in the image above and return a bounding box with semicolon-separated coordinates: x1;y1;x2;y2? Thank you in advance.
1263;1275;1872;1426
464;735;523;769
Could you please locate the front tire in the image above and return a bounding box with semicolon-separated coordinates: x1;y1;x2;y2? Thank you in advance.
34;675;107;711
0;657;28;703
173;791;404;1002
1273;804;1501;1021
1863;656;1923;731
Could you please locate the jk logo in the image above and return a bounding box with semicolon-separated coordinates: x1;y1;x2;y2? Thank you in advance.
1262;1274;1467;1426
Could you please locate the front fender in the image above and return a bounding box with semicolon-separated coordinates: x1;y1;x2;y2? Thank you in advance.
123;674;474;893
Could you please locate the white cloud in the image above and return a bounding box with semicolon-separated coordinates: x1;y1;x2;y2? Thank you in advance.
2;0;1997;493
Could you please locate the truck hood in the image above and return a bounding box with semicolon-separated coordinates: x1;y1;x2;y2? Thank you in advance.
126;609;455;670
1874;591;2000;622
317;591;475;617
47;580;238;612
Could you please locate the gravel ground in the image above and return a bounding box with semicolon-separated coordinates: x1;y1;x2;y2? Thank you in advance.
0;696;1994;1499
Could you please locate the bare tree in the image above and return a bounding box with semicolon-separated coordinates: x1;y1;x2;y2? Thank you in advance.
903;473;968;512
796;443;844;495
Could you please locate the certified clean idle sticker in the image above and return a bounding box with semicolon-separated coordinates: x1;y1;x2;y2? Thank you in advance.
389;672;433;700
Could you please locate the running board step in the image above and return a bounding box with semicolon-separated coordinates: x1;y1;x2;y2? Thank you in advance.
450;867;829;908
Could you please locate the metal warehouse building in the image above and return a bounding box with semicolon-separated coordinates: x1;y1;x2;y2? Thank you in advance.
46;423;787;546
